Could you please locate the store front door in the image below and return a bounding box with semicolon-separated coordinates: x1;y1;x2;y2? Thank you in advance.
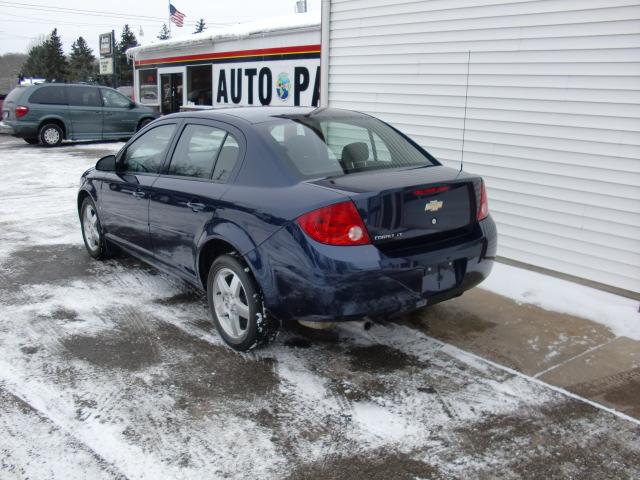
160;73;183;114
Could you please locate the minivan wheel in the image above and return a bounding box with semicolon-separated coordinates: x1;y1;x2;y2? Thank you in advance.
39;123;63;147
137;118;153;131
207;254;279;351
80;198;111;260
24;138;39;145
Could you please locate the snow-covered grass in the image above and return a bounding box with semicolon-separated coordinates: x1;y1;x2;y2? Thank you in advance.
481;262;640;341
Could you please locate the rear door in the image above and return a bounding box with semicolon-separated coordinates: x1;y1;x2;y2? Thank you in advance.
100;88;137;138
67;86;103;139
148;121;243;278
99;123;178;253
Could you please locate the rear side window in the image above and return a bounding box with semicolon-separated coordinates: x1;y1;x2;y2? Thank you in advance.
168;125;227;179
68;87;101;107
122;124;176;173
212;135;240;183
29;86;67;105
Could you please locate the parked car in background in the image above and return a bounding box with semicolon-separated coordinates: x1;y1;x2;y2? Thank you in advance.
77;107;497;351
2;83;159;146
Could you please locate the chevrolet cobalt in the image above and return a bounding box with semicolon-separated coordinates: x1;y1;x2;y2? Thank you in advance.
78;107;497;351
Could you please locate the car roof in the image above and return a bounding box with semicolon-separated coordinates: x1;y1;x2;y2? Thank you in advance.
29;83;112;88
166;106;372;125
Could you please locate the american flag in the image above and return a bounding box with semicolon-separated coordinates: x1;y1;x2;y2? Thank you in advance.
169;4;185;27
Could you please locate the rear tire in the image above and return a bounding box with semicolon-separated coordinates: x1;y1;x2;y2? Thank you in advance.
207;254;279;351
39;123;63;147
80;197;111;260
24;138;39;145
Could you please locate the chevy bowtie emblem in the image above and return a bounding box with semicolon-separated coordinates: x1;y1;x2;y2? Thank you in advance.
425;200;444;212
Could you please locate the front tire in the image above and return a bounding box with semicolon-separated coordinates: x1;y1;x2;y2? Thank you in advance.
80;197;111;260
39;123;63;147
137;118;153;131
207;254;279;351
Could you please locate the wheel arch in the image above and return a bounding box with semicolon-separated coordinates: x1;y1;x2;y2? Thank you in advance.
38;116;68;139
77;189;92;213
196;221;262;291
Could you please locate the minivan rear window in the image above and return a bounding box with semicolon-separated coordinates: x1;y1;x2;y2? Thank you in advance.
257;116;437;179
5;86;27;104
29;86;67;105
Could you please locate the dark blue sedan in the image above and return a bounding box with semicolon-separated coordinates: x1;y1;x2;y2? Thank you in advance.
78;107;497;351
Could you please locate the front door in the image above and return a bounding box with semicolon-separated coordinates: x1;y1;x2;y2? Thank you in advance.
99;123;178;253
161;73;183;114
101;88;138;138
149;122;242;279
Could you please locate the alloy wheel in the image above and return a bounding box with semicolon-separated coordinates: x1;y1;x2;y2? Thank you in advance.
212;267;251;340
83;204;100;252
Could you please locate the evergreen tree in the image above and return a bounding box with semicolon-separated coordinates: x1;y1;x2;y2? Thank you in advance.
21;42;47;79
68;37;95;82
116;24;138;86
157;24;171;40
42;28;67;82
193;18;207;34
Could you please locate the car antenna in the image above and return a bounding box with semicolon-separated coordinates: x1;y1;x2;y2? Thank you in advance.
460;50;471;172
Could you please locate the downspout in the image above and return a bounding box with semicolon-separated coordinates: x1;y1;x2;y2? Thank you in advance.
320;0;331;108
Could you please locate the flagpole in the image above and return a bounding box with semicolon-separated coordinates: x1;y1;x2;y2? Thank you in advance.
168;0;172;36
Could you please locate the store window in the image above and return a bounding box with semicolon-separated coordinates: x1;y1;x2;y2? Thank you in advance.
187;65;213;106
138;69;158;104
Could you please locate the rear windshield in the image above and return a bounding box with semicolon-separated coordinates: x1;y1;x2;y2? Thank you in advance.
5;86;28;104
257;116;437;179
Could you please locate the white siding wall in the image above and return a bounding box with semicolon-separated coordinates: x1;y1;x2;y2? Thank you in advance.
326;0;640;293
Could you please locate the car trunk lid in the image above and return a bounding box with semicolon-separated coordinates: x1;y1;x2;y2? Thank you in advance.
311;166;481;247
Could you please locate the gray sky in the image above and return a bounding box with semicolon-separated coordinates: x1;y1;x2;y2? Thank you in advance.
0;0;320;55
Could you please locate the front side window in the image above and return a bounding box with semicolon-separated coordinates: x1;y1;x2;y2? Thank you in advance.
29;86;67;105
168;124;226;179
122;124;176;173
101;88;131;108
258;116;436;179
68;87;101;107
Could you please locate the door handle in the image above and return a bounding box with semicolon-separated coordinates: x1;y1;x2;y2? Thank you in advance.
186;201;205;212
132;190;146;199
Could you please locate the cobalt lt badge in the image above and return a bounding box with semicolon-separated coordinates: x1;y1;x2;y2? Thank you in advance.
425;200;444;213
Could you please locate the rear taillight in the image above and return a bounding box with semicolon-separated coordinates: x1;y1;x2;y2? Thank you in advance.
477;180;489;220
15;105;29;118
297;201;371;246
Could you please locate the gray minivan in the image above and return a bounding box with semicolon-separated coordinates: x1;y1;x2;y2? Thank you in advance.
2;83;160;146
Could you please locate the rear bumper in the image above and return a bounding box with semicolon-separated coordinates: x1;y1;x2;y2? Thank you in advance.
4;120;38;138
248;216;497;323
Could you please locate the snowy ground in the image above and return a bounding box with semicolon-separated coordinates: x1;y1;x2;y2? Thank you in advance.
0;135;639;479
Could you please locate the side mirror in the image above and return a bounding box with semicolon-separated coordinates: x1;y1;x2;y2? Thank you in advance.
96;154;116;172
129;102;136;109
